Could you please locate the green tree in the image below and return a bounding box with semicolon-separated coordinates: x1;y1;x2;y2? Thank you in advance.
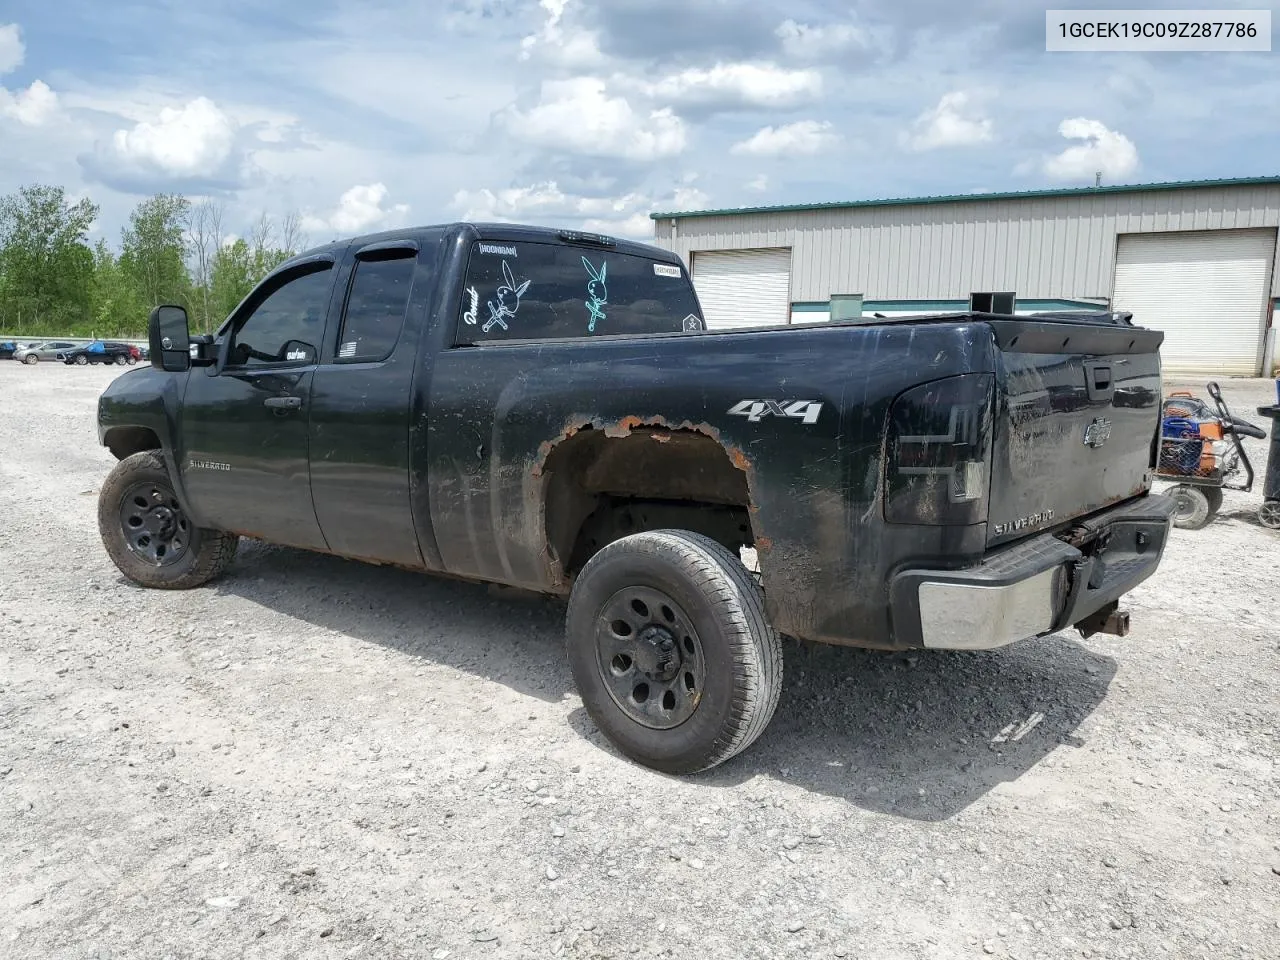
0;184;99;331
89;239;143;335
120;193;191;316
199;212;304;332
209;237;257;323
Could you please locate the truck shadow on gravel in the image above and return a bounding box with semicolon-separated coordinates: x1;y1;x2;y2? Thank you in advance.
684;638;1118;821
219;541;1117;821
217;541;573;703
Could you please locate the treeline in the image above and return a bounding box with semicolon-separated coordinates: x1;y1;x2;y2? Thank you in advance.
0;185;304;339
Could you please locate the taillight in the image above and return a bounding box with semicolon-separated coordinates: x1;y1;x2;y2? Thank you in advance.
885;373;994;525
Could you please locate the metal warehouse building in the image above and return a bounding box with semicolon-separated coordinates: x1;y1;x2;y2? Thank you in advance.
651;176;1280;376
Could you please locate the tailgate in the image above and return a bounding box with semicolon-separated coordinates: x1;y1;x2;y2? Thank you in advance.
986;318;1164;548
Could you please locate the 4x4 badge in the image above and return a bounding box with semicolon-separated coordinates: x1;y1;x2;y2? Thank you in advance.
728;399;823;424
1083;417;1112;448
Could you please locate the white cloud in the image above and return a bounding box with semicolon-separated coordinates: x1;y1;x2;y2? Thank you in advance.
0;78;57;125
903;91;993;151
746;173;769;192
499;77;686;161
108;97;236;177
452;180;707;239
0;23;23;74
775;19;870;58
519;0;603;68
731;120;835;157
301;183;409;235
0;24;58;126
643;62;822;110
580;212;653;238
1043;117;1139;181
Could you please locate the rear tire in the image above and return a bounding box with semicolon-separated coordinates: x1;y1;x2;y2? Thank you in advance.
1171;485;1212;530
115;354;128;366
566;529;782;774
98;450;238;589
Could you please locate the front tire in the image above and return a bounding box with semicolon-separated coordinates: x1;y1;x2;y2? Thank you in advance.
98;450;238;589
23;354;38;364
74;354;88;365
566;530;782;774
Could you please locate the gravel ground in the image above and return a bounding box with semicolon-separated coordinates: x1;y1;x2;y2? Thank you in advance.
2;361;1278;960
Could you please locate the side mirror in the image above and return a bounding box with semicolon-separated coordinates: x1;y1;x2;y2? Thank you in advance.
149;305;191;372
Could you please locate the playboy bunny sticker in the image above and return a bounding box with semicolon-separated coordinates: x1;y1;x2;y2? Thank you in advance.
581;257;608;332
484;260;531;333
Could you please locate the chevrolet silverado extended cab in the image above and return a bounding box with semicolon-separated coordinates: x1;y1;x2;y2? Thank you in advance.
96;222;1174;772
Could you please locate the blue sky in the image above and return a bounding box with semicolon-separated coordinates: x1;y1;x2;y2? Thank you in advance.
0;0;1276;246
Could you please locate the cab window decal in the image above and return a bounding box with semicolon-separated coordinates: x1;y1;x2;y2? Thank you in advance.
484;260;531;333
582;256;608;333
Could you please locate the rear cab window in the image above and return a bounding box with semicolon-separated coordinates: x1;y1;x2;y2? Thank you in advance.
455;240;703;344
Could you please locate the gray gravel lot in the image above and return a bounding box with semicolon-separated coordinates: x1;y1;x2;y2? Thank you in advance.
1;361;1278;960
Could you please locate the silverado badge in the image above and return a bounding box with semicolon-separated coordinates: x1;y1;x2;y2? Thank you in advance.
992;510;1056;536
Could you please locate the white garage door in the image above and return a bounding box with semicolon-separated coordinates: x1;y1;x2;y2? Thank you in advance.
1112;229;1275;376
691;248;792;329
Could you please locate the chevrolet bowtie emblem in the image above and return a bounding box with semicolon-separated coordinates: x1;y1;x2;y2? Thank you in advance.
1083;417;1112;448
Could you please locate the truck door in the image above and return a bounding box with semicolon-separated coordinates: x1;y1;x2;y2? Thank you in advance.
177;259;339;551
306;238;428;568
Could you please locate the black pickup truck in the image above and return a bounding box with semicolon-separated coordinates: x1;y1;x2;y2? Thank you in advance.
95;222;1174;773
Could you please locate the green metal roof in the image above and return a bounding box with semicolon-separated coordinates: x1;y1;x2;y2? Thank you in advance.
650;175;1280;221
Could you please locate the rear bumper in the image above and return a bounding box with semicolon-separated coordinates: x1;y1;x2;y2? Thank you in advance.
890;494;1175;650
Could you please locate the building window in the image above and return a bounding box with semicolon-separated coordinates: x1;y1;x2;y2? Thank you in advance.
829;293;864;321
969;292;1016;314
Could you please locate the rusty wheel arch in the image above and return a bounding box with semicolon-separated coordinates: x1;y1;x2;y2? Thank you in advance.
536;415;762;586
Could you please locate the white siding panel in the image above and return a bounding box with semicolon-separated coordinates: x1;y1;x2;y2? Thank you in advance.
656;184;1280;302
1112;229;1275;376
691;248;792;329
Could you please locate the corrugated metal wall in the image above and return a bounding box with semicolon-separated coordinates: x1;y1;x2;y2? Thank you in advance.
653;184;1280;302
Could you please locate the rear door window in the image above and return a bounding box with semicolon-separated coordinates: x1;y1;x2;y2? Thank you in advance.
334;252;415;362
455;241;703;344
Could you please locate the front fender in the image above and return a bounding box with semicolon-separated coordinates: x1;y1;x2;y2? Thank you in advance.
97;368;203;525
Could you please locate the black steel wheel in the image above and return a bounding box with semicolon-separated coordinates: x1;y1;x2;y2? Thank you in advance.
566;529;782;774
1171;484;1211;530
118;480;191;566
594;585;707;730
98;450;238;589
1260;500;1280;530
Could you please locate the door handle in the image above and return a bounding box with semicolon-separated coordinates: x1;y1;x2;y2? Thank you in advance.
1085;362;1114;403
264;396;303;409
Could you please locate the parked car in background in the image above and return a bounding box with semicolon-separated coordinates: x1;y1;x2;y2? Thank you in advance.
60;341;136;366
13;340;79;363
0;341;19;360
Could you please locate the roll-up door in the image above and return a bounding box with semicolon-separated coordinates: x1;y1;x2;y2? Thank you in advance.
1112;229;1275;375
690;248;792;329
